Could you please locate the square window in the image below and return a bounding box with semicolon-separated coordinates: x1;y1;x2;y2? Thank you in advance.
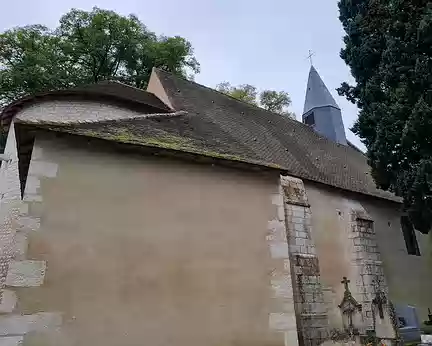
305;112;315;126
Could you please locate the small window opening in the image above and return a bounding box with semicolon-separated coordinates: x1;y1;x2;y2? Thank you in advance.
305;112;315;126
400;216;420;256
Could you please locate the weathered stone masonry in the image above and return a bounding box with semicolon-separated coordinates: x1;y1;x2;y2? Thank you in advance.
268;182;299;346
0;126;61;345
348;208;391;333
281;175;329;346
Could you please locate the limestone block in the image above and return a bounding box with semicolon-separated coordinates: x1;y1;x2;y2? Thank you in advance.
320;341;357;346
0;336;23;346
271;193;283;207
284;330;299;346
294;223;305;232
0;313;61;336
267;220;287;242
281;176;309;205
289;245;301;254
6;261;46;287
23;176;40;195
281;300;296;313
28;161;58;178
291;217;305;225
0;290;17;313
18;204;28;216
31;146;43;160
280;175;303;185
269;313;297;330
295;238;307;247
292;209;307;218
23;195;42;203
283;259;292;272
305;245;317;255
268;220;286;234
269;242;289;259
277;205;285;222
11;234;28;260
16;216;40;232
271;276;294;298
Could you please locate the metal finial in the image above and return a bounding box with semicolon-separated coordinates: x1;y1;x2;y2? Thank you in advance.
306;50;315;65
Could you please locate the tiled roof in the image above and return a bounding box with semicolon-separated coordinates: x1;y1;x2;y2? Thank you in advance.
152;68;399;202
1;80;171;125
74;80;172;112
10;69;400;203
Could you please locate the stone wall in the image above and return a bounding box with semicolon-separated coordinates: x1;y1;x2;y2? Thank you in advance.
0;124;61;344
363;197;432;323
0;131;299;346
348;210;388;330
303;181;432;341
268;185;299;346
281;175;329;346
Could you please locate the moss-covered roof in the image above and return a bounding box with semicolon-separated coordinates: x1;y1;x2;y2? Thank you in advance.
6;69;401;203
19;114;283;169
153;68;400;203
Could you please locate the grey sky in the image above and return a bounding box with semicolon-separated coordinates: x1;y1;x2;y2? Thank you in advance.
0;0;364;149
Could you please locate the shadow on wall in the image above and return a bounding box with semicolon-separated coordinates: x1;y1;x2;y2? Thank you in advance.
0;127;7;155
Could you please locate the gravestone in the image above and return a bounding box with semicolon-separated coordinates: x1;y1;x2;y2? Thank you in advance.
421;334;432;345
395;305;421;343
372;291;396;341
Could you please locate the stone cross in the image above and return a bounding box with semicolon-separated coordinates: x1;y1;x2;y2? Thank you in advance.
372;291;386;319
341;277;350;292
338;276;362;334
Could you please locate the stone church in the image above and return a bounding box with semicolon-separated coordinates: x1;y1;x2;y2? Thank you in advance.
0;65;430;346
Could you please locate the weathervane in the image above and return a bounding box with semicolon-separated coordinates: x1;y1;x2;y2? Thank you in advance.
306;50;315;66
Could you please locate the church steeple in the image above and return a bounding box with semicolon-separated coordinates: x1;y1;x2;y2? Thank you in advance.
302;66;347;145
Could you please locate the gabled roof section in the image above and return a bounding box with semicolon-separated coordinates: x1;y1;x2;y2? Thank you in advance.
303;65;340;114
1;80;171;127
7;69;399;203
151;68;399;202
76;80;172;112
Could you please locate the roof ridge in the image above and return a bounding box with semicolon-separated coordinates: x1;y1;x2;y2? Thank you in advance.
153;68;356;152
153;68;302;124
97;79;149;93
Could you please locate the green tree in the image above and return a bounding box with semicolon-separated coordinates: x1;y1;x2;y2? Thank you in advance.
0;7;200;106
216;82;295;118
259;90;293;117
216;82;258;105
338;0;432;233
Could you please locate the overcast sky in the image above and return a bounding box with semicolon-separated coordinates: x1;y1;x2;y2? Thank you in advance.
0;0;364;149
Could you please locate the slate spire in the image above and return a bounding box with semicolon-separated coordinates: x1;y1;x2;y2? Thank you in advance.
302;66;347;145
303;66;340;114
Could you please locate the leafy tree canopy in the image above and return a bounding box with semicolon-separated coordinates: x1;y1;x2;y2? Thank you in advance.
216;82;258;105
338;0;432;233
216;82;295;118
0;7;200;107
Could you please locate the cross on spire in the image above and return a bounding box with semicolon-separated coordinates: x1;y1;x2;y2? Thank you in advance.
307;50;315;65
